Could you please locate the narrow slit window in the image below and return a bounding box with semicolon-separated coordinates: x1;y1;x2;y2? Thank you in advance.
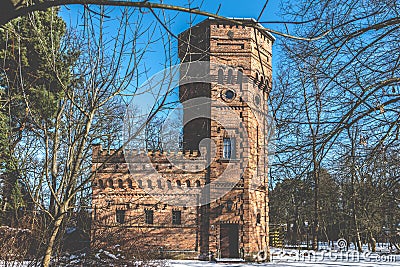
118;179;123;189
145;210;154;224
127;179;133;189
218;69;224;84
237;70;243;85
116;210;126;224
172;210;181;225
227;69;233;84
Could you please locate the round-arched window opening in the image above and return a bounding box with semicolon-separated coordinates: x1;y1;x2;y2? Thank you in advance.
254;95;261;106
118;179;124;189
225;90;235;100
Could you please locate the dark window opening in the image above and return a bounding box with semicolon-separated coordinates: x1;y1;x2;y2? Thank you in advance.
107;179;113;188
145;210;154;224
186;180;191;188
157;179;162;189
138;179;143;189
167;180;172;189
98;179;104;189
265;79;270;90
116;210;126;224
254;95;261;106
176;180;181;187
218;69;224;84
195;180;201;187
118;179;123;189
256;213;261;224
147;179;153;189
227;69;233;84
259;76;264;89
226;200;234;211
172;210;181;225
127;179;133;189
237;70;243;85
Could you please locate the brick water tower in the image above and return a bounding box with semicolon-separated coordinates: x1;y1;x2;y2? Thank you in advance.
178;18;274;260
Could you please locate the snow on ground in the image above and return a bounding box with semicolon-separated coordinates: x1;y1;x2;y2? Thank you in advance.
169;261;400;267
169;247;400;267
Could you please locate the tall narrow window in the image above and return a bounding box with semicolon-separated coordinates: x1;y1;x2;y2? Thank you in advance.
107;179;114;188
147;179;153;189
116;210;126;224
118;179;123;189
127;178;133;189
138;179;143;189
237;69;243;85
223;138;235;159
227;69;233;84
145;210;154;224
259;76;264;89
218;69;224;84
172;210;181;225
98;179;104;189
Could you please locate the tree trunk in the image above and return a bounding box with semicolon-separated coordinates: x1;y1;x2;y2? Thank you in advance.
369;231;376;252
312;143;319;251
42;206;66;267
349;128;362;253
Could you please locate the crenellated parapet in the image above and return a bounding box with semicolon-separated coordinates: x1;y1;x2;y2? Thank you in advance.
91;144;207;194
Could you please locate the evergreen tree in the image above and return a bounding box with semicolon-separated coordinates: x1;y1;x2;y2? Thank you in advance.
0;8;74;226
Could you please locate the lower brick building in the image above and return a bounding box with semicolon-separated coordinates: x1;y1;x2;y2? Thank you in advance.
91;18;274;261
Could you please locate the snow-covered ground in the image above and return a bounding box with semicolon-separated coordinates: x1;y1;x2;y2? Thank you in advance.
2;245;399;267
169;260;400;267
169;246;400;267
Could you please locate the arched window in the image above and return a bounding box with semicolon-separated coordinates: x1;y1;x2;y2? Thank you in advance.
195;180;201;187
237;69;243;85
98;179;104;189
227;69;233;84
176;180;182;187
147;179;153;189
218;69;224;84
186;180;191;188
118;179;123;189
157;179;162;189
107;179;113;188
256;213;261;224
137;179;143;189
167;180;172;189
265;79;270;90
255;72;259;84
259;76;264;89
126;178;133;189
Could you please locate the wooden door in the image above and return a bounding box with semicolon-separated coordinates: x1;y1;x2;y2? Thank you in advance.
220;224;239;258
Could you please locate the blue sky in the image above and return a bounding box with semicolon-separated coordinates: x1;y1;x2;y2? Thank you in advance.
61;0;284;79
